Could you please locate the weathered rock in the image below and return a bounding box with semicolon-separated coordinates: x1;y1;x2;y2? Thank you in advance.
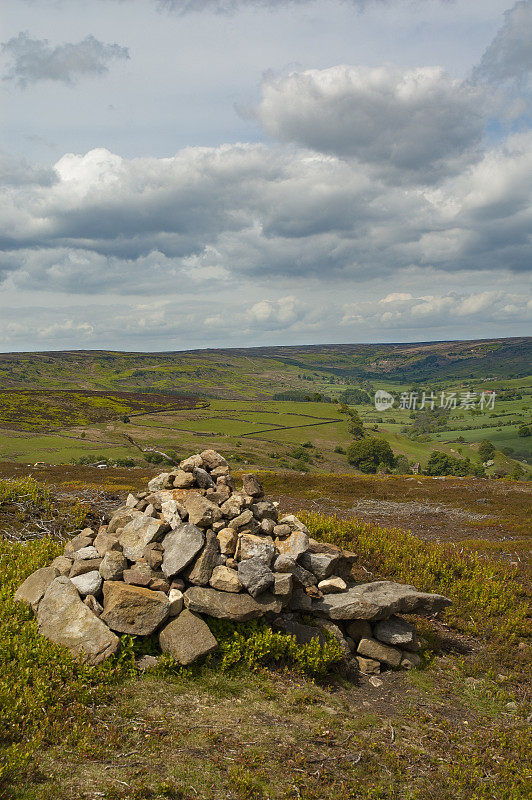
126;493;139;508
273;524;291;538
346;620;372;642
251;500;278;521
172;470;195;489
241;473;263;498
272;617;326;645
159;609;218;665
69;558;103;578
147;473;172;492
312;582;451;621
63;530;94;556
161;523;205;577
299;552;342;581
71;570;102;597
357;637;402;668
279;515;309;535
99;551;128;581
211;465;230;479
220;495;245;519
143;542;164;570
228;509;254;530
119;515;169;562
275;530;309;559
217;527;238;555
84;594;103;617
160;499;185;527
149;577;170;593
168;588;184;616
50;555;73;576
273;573;293;602
287;584;313;612
73;545;100;561
273;555;317;587
180;454;204;472
400;652;422;669
184;493;222;528
318;577;347;594
101;582;170;635
136;654;160;671
237;557;274;597
184;586;281;621
193;467;216;489
107;507;142;536
123;561;157;587
260;518;276;535
205;487;231;505
37;577;119;665
314;618;352;660
357;656;381;675
186;531;219;585
373;616;419;651
210;565;242;593
15;566;59;611
93;528;122;557
236;533;275;564
200;449;228;470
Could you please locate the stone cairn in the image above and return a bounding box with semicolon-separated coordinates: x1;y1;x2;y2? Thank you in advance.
15;450;451;674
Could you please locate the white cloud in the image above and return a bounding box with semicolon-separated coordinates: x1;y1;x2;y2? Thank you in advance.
254;65;486;183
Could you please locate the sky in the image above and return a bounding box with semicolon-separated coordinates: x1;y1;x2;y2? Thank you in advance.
0;0;531;352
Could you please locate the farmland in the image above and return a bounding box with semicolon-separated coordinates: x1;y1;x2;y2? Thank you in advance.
0;340;530;476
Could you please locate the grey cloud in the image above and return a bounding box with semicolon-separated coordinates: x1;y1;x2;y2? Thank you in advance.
253;66;485;184
1;134;531;298
472;1;532;85
1;32;129;87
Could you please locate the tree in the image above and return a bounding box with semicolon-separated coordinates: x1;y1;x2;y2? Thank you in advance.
425;451;472;477
394;454;411;474
346;438;395;473
518;425;531;438
478;440;495;461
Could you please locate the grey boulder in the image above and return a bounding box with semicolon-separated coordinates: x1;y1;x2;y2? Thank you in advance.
184;586;281;621
119;515;169;562
159;609;218;665
313;581;451;621
36;577;119;665
14;566;59;611
161;523;205;578
237;557;274;597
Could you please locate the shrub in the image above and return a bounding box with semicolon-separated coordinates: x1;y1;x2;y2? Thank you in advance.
333;445;346;454
346;438;395;473
517;425;531;437
394;455;411;474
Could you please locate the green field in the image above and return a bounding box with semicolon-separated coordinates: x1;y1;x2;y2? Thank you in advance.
0;340;530;476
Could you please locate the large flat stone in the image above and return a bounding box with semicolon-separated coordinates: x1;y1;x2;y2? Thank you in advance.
118;515;169;562
184;586;281;621
312;581;451;621
185;530;219;585
101;581;170;635
161;523;205;578
373;616;419;651
159;609;218;665
36;577;119;665
14;566;59;611
357;637;402;667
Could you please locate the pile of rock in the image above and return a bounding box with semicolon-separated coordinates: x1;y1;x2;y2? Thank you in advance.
15;451;451;674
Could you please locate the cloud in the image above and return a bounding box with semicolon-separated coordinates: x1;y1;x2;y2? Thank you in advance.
254;65;485;183
157;0;382;13
341;289;532;330
1;32;129;87
0;131;531;295
472;1;532;85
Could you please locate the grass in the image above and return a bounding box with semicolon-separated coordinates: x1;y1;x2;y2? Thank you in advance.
0;471;530;798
